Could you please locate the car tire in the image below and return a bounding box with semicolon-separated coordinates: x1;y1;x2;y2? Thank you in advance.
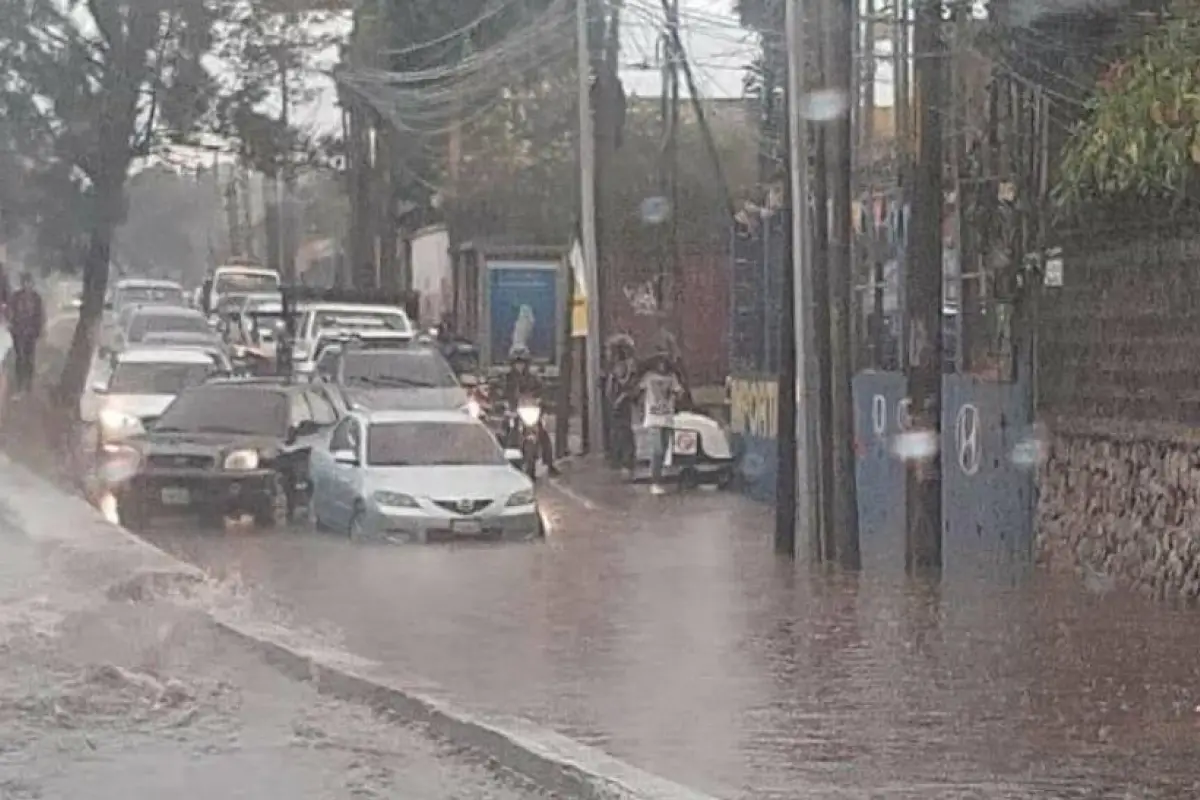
347;505;366;542
120;496;148;531
253;473;289;529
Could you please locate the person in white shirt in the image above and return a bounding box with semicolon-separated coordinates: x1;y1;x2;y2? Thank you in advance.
638;350;683;495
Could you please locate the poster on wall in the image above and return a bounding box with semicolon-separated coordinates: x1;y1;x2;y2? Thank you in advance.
487;260;559;364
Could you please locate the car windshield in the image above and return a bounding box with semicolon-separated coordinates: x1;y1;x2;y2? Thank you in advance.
342;351;457;388
117;286;184;307
216;272;278;294
248;312;285;339
367;422;503;466
108;362;214;395
155;386;287;436
128;313;209;342
315;310;409;333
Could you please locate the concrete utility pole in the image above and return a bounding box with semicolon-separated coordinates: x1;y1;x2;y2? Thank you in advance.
905;0;946;573
783;0;820;557
822;0;862;569
578;0;604;453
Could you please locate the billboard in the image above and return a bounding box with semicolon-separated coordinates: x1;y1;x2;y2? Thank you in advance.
487;260;559;364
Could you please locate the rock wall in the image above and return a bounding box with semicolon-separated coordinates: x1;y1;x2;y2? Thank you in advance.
1037;419;1200;601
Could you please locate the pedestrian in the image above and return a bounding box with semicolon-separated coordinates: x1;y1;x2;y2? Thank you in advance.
605;334;638;479
637;346;683;495
10;272;44;397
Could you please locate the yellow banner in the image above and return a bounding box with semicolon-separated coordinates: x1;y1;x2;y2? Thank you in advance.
571;294;587;338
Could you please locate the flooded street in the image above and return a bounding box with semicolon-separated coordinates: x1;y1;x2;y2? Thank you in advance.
139;466;1200;799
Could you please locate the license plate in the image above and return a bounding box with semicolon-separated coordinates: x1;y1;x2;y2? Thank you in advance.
673;430;698;456
160;487;190;506
451;519;482;535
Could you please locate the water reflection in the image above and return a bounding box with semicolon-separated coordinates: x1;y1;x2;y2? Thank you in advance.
142;492;1200;799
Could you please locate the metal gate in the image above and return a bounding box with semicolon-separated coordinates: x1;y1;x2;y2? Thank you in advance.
851;193;1036;580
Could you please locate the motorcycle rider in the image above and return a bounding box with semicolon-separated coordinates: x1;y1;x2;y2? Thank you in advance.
503;345;559;476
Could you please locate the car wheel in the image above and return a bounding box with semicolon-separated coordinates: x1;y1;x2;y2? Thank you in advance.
253;473;289;529
347;505;367;542
197;509;226;530
120;496;148;531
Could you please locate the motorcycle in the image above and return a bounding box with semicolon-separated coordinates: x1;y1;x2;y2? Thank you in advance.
502;395;543;479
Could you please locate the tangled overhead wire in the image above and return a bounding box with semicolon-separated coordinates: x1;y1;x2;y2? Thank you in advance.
335;0;574;137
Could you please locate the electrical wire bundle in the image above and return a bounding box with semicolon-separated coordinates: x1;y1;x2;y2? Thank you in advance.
335;0;575;138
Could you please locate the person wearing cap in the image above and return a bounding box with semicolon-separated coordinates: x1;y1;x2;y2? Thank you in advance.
10;272;44;396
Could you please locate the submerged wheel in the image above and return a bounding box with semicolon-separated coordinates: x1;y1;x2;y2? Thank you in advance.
252;473;289;529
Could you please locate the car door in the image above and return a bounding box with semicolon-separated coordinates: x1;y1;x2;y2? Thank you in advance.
321;416;360;527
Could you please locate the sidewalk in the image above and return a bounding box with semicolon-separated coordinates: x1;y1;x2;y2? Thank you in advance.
0;460;548;800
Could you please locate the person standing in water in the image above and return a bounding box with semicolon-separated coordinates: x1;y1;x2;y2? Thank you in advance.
638;347;683;495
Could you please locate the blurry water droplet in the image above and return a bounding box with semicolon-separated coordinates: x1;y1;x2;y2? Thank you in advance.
892;430;938;461
800;89;850;121
100;493;119;525
639;196;670;225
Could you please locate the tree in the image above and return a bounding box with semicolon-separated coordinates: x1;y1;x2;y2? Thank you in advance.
1056;12;1200;215
735;0;786;184
1;0;218;410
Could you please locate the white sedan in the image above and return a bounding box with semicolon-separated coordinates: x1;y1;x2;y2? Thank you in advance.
309;409;544;543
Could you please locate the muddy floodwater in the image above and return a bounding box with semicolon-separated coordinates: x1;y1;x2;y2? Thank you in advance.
142;476;1200;799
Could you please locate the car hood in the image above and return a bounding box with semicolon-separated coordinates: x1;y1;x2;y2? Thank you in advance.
363;464;531;499
343;386;468;411
81;393;176;423
136;430;280;455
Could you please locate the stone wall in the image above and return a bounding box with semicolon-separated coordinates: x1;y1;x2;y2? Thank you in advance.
1036;418;1200;602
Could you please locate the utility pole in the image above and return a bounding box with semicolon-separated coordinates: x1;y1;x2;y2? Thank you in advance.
905;0;946;573
823;0;862;569
783;0;820;557
666;0;681;328
809;0;835;564
578;0;604;453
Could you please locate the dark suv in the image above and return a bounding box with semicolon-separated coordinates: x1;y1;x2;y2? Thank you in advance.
113;378;342;529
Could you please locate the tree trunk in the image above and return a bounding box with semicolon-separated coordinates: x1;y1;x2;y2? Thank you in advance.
56;214;114;414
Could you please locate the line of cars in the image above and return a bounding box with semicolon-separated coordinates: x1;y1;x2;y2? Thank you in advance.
83;271;544;543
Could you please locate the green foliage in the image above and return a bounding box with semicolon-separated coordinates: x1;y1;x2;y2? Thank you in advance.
1056;14;1200;210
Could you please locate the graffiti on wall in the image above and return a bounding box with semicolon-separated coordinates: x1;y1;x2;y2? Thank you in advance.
729;378;778;439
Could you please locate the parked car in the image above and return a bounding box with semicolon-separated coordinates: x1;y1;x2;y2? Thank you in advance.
109;377;342;529
314;343;472;415
309;409;543;542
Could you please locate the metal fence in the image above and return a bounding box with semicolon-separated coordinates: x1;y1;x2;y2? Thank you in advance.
730;211;786;377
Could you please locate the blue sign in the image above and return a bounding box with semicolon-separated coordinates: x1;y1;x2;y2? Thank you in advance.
487;261;558;364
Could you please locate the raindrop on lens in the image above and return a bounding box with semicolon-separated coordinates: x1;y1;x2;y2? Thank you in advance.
892;430;938;461
800;89;850;121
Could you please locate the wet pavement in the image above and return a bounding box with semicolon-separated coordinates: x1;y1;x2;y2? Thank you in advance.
128;459;1200;799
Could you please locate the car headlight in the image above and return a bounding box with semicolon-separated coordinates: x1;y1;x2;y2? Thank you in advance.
465;399;482;418
223;449;260;471
373;490;418;508
506;488;535;507
98;409;142;437
517;405;541;427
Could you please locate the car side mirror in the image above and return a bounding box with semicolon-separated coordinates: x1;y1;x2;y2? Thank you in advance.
91;381;107;395
332;448;358;466
103;301;113;311
503;448;523;466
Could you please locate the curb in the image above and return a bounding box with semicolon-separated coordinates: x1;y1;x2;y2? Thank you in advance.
0;453;721;800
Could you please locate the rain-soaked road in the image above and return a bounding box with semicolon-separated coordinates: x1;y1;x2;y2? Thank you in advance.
140;462;1200;799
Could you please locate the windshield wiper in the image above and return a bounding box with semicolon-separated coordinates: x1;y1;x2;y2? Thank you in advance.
363;376;437;388
195;425;258;435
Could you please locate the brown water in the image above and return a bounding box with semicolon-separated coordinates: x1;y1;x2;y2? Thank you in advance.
138;466;1200;799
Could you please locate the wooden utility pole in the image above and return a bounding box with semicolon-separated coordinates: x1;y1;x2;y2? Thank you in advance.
905;0;946;573
578;0;604;453
823;0;862;569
